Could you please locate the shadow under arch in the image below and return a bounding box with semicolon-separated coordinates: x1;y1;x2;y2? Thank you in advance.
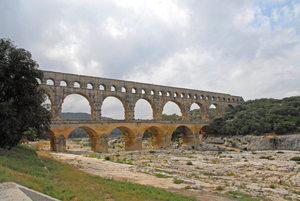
112;126;138;151
191;102;206;121
134;98;157;120
163;100;186;121
102;95;128;120
45;128;57;151
143;126;166;148
62;93;95;120
172;125;195;148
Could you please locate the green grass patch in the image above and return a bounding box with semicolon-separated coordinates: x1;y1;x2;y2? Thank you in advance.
0;145;197;201
155;173;169;178
225;191;260;201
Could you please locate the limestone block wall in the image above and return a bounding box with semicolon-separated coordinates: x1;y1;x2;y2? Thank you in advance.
41;70;244;121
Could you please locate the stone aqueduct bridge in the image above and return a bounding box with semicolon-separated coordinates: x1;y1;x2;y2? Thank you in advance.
42;71;243;152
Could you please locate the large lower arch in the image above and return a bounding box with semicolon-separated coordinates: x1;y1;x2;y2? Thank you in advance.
173;126;197;148
143;126;166;148
162;101;186;121
114;126;139;151
134;98;156;120
62;93;95;120
102;96;128;120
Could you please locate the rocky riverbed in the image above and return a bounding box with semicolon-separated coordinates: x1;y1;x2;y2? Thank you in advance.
36;136;300;201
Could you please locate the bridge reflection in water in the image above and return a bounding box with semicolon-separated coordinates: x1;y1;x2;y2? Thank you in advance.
41;71;243;152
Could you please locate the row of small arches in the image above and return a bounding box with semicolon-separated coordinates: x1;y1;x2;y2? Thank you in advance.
43;78;242;103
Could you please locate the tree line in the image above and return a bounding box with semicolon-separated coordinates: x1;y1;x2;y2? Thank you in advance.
208;97;300;136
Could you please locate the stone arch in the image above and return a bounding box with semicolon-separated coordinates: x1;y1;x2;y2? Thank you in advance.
172;125;195;148
46;79;54;85
87;83;93;89
99;84;106;91
62;93;95;120
113;126;137;151
190;102;206;121
60;80;67;87
102;95;128;119
209;103;222;118
162;100;186;121
46;128;57;151
121;86;127;92
143;126;165;148
134;98;156;120
74;81;80;88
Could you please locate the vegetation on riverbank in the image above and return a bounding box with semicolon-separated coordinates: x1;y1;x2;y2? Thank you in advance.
0;144;197;201
209;96;300;136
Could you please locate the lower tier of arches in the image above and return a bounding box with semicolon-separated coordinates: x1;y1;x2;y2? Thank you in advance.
48;120;210;152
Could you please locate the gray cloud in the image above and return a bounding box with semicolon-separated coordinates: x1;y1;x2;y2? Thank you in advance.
1;0;299;118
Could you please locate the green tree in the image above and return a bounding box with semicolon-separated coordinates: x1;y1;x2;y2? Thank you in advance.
0;38;51;149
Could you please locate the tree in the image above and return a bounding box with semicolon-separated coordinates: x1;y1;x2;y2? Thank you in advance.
0;38;51;149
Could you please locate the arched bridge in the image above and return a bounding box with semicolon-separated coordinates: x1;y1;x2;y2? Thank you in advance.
41;70;243;152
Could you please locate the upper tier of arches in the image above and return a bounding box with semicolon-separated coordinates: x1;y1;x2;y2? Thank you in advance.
41;70;243;121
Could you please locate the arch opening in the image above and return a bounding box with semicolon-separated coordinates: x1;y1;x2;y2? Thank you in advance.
111;86;116;91
162;101;184;121
87;83;93;89
36;78;42;84
46;79;54;85
134;99;153;120
121;87;126;92
209;104;221;120
65;126;98;153
62;94;92;120
99;85;105;91
102;96;126;120
171;126;194;148
143;126;165;149
190;103;206;121
108;126;137;151
60;81;67;87
74;82;80;88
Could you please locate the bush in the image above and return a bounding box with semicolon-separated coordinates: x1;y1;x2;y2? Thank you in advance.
227;172;235;176
149;150;156;154
105;156;110;160
290;157;300;161
216;185;223;190
269;184;276;189
173;178;184;184
186;161;193;165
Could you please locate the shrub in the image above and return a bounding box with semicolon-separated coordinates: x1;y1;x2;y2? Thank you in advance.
227;172;235;176
290;157;300;161
105;156;110;160
216;185;223;190
269;184;276;189
277;151;284;154
149;150;156;154
186;161;193;165
173;178;184;184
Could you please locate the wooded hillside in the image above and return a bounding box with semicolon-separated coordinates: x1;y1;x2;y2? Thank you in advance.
209;96;300;136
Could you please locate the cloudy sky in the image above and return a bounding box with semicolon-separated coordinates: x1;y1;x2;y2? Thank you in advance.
1;0;300;119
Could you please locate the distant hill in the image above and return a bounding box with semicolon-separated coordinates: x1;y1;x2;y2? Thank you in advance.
61;113;112;120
